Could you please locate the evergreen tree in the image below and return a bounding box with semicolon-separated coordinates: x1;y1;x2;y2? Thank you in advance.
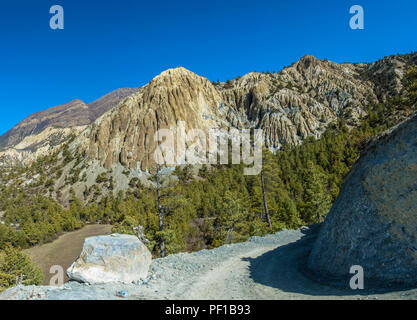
0;245;43;292
301;161;332;224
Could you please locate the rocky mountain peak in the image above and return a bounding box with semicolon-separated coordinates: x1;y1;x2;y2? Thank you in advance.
64;54;414;178
148;67;215;94
296;54;322;70
78;67;224;172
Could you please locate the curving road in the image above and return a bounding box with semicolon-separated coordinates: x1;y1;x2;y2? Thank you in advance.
2;227;417;300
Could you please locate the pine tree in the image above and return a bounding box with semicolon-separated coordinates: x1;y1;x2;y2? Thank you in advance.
0;245;43;292
301;161;332;224
260;149;281;230
261;171;272;230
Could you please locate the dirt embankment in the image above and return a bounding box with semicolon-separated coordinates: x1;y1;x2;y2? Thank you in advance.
24;224;112;285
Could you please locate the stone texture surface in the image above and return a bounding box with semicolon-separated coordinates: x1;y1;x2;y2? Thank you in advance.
0;99;90;150
308;113;417;286
66;234;152;284
0;126;86;166
79;67;225;172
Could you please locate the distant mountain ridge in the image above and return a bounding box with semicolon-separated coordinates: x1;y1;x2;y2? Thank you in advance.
0;88;139;150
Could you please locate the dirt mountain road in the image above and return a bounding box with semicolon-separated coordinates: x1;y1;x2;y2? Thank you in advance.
2;227;417;300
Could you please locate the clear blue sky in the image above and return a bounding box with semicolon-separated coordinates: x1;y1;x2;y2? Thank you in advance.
0;0;416;134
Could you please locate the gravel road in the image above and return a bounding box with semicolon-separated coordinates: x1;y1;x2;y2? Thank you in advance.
2;226;417;300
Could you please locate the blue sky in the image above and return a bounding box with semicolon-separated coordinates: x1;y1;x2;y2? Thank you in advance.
0;0;416;134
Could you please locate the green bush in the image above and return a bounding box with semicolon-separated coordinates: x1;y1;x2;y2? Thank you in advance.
0;245;43;292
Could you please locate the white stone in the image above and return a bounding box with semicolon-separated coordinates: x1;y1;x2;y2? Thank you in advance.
67;233;152;284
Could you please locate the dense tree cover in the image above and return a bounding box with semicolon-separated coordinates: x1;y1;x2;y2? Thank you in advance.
0;190;83;248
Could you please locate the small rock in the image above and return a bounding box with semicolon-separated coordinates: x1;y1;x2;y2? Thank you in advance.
116;290;129;298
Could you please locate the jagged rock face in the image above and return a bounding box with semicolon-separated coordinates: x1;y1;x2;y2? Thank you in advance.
308;113;417;286
79;67;224;171
67;234;152;284
0;126;86;166
221;56;379;146
76;56;379;171
360;53;417;101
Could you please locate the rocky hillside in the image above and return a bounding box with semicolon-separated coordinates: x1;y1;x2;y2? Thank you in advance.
78;67;226;172
0;99;90;150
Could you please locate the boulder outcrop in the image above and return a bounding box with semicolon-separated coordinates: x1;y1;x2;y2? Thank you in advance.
67;234;152;284
308;113;417;286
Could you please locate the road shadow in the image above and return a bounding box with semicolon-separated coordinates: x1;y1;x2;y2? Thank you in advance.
242;226;416;297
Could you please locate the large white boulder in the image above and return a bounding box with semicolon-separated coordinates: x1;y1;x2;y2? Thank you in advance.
67;233;152;284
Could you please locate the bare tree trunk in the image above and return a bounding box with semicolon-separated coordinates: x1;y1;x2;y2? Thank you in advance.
156;168;166;258
155;117;166;258
261;171;273;230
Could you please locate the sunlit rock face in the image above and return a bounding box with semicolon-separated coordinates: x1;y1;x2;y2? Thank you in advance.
0;88;138;166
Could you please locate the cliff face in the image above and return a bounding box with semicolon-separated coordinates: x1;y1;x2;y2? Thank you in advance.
308;113;417;286
78;67;224;171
